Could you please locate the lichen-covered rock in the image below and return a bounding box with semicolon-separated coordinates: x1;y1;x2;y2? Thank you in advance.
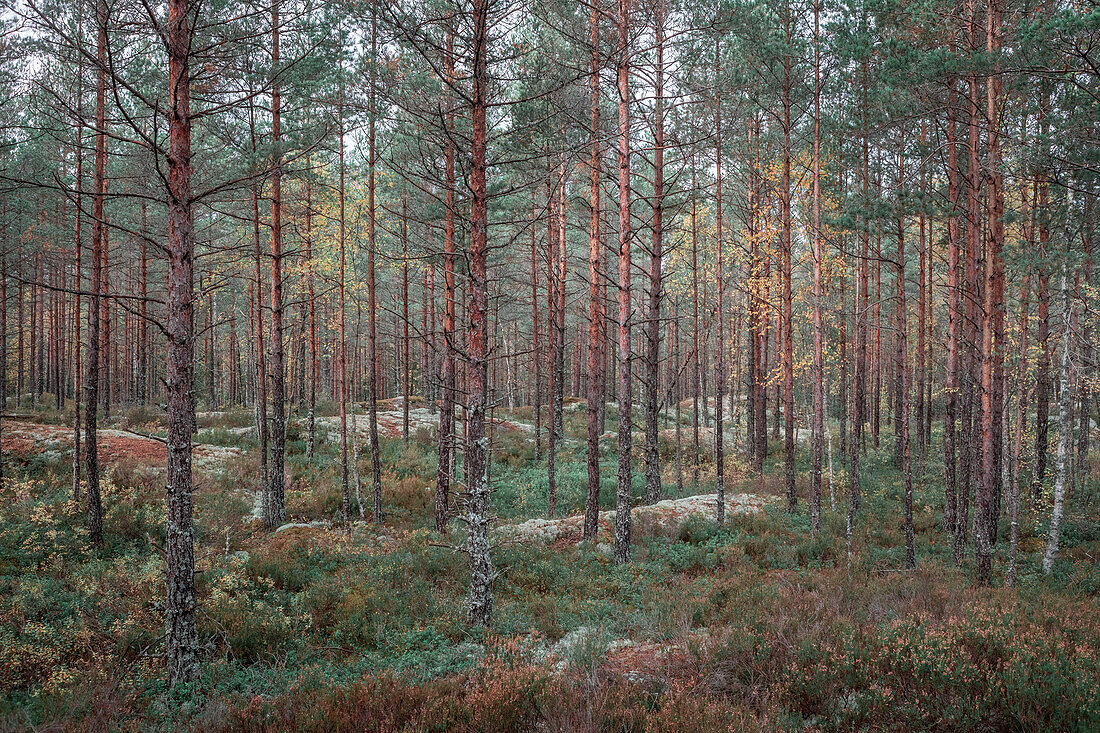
495;492;771;545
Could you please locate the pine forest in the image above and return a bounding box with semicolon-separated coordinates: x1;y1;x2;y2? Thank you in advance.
0;0;1098;729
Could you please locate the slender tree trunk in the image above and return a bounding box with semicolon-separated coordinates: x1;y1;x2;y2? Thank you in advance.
555;163;567;445
958;28;983;561
306;174;318;458
781;34;795;512
338;84;351;533
643;2;664;505
1042;265;1075;575
674;303;683;494
17;272;22;407
531;197;542;459
266;0;286;528
714;83;726;525
0;226;6;489
72;62;83;502
944;83;960;534
546;159;560;517
249;147;269;500
917;123;927;458
986;0;1006;550
584;0;602;539
810;1;823;532
140;204;149;404
691;159;700;487
752;119;767;474
1033;224;1051;507
402;190;410;442
367;9;383;523
466;0;494;625
436;22;457;533
613;0;633;565
1076;191;1093;493
99;233;110;419
873;226;881;448
852;84;870;515
1008;271;1029;587
897;148;915;569
838;245;848;460
422;266;430;407
85;0;108;546
164;0;199;684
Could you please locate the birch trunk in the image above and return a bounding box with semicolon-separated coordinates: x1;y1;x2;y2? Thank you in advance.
1042;265;1075;575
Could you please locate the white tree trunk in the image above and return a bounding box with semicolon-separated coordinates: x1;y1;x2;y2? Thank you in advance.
1043;265;1075;575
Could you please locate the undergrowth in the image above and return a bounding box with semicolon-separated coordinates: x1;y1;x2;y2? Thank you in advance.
0;407;1097;731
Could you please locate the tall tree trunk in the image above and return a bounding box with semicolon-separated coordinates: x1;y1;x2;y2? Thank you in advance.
165;0;199;684
1075;190;1093;492
894;134;906;473
99;231;110;419
555;162;567;445
613;0;633;565
402;190;411;442
1042;265;1075;575
643;1;664;505
852;79;870;515
958;20;983;561
17;271;22;407
367;8;383;523
85;0;108;546
674;303;683;494
714;80;726;525
691;160;701;487
872;225;881;448
436;22;457;533
267;0;286;528
1008;270;1030;587
584;0;602;540
306;174;318;457
752;117;767;474
986;0;1006;549
249;119;269;502
546;159;560;517
642;1;664;501
140;203;149;404
72;58;83;502
338;84;351;533
781;29;795;512
1033;221;1051;508
897;147;915;569
466;0;494;625
531;197;542;459
0;223;6;489
944;82;960;535
810;1;823;532
917;123;927;458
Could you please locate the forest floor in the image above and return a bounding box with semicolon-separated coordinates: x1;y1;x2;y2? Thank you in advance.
2;419;241;471
1;400;1098;731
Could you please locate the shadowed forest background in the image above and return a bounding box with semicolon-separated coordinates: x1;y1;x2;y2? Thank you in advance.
0;0;1098;729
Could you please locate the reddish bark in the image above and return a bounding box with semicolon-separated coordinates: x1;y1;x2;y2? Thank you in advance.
613;0;633;565
367;9;383;523
165;0;199;684
810;1;823;531
714;79;726;525
466;0;493;625
584;0;602;540
267;0;286;528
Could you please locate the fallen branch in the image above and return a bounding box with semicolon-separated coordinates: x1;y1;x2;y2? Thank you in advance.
122;428;168;445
